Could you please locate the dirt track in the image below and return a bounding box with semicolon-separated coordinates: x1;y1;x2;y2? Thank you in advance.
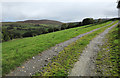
7;22;115;76
69;22;118;76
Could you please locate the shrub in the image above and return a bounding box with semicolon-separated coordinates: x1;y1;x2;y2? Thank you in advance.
82;18;94;25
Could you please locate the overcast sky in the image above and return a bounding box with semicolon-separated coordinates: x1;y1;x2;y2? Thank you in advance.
0;0;118;23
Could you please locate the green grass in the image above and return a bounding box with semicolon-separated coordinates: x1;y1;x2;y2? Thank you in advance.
96;23;120;76
2;21;117;75
34;21;119;76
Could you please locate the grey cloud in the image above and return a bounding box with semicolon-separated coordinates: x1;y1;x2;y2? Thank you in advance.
2;0;118;22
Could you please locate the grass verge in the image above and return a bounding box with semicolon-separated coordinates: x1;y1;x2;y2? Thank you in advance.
34;21;118;76
95;23;120;76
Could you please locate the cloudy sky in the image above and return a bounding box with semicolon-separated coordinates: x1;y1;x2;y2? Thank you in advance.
0;0;118;23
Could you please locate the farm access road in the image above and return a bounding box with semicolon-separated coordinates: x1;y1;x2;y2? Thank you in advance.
7;21;116;76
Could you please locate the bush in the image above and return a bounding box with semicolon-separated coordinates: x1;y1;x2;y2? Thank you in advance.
82;18;94;25
61;23;68;30
2;29;11;41
22;31;39;37
7;26;14;30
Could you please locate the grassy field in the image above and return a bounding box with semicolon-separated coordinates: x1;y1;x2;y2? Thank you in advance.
2;21;117;75
2;22;61;41
96;24;120;76
34;20;118;76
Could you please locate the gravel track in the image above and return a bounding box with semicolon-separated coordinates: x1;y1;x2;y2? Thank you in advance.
69;22;118;76
6;22;115;76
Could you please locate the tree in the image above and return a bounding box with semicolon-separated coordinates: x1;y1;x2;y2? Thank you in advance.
74;22;82;27
68;23;74;28
22;31;33;37
2;29;10;41
22;31;39;37
82;18;94;25
7;26;14;30
13;32;22;38
61;23;68;30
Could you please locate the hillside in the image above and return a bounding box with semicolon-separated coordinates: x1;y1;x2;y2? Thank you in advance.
3;20;118;76
2;21;62;42
2;18;113;42
17;19;63;25
2;19;82;42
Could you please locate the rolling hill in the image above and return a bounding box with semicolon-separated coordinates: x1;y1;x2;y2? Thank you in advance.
17;19;63;25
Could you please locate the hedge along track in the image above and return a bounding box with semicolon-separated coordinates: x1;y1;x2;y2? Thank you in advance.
6;21;118;76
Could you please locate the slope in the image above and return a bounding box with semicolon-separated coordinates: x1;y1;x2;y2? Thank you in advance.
2;21;115;75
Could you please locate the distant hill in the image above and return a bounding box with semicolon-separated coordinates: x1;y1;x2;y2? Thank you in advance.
17;19;63;25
